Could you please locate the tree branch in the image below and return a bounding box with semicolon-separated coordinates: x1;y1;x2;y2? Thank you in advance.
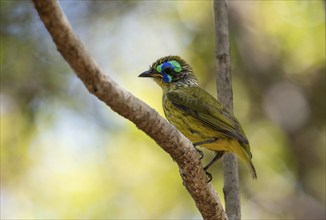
214;1;241;220
32;0;227;219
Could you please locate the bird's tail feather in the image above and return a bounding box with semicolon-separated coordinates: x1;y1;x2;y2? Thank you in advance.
248;159;257;179
238;142;257;179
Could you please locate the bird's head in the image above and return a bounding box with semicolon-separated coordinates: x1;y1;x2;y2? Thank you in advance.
139;55;198;89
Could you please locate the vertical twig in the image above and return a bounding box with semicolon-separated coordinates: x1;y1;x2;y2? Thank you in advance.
213;1;241;220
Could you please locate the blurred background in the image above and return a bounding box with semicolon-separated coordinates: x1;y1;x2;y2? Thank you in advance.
1;1;325;219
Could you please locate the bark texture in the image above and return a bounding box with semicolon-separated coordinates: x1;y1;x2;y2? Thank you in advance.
32;0;228;219
214;1;241;220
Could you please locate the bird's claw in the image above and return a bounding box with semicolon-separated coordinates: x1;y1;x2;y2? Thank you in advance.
205;171;212;183
196;148;204;159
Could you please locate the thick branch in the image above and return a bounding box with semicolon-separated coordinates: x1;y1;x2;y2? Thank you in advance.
32;0;227;219
214;1;241;220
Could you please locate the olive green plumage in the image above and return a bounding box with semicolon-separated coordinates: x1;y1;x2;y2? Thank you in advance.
139;55;257;179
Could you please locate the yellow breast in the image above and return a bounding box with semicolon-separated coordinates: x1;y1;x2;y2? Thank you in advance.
163;96;233;152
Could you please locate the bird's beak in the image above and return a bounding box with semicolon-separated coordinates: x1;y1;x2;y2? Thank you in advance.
138;70;162;78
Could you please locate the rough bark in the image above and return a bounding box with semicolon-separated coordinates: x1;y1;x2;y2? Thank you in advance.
214;1;241;220
32;0;228;219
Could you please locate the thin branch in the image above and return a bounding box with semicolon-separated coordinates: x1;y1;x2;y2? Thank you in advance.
32;0;227;219
214;1;241;220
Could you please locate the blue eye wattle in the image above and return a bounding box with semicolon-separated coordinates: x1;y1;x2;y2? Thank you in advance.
163;73;172;83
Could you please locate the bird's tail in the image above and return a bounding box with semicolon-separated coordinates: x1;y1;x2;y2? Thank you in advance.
248;159;257;179
237;142;257;179
228;140;257;179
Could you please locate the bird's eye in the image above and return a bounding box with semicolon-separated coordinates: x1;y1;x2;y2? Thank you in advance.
163;67;173;74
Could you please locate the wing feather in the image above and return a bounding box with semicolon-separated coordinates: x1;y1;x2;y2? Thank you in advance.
167;87;248;144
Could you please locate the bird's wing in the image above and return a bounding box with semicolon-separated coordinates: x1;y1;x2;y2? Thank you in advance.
166;88;249;144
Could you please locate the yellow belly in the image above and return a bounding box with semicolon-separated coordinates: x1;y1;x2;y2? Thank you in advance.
163;97;235;152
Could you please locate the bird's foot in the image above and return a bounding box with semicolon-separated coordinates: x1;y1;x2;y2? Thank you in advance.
192;138;218;160
203;151;224;171
205;171;212;183
195;148;204;159
203;151;224;183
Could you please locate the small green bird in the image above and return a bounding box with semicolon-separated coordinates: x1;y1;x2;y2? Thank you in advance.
139;55;257;179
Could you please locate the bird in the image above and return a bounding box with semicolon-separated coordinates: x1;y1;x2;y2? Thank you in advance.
139;55;257;180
